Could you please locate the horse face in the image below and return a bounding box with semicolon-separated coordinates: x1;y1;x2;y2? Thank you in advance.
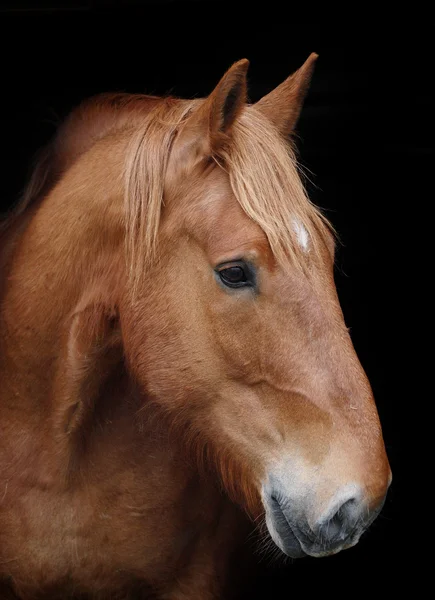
123;161;390;559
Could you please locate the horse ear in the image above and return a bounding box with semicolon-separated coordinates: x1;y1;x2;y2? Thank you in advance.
178;59;249;157
255;53;318;135
205;58;249;146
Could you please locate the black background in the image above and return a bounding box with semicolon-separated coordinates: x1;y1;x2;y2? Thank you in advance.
0;0;429;596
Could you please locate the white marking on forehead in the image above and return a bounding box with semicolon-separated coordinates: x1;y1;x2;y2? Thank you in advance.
292;219;310;252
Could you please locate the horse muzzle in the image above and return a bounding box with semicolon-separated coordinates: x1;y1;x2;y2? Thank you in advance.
262;477;389;558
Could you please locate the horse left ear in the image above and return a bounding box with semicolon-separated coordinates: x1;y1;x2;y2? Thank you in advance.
255;53;318;135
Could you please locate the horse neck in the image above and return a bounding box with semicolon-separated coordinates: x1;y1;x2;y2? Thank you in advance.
0;134;127;432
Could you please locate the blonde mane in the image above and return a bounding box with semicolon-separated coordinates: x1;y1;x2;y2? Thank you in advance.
3;93;333;285
124;98;333;291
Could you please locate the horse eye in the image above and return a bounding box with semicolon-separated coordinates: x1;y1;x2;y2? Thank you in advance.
216;262;254;289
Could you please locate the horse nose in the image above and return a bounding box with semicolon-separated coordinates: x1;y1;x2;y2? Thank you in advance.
264;481;390;558
305;486;388;554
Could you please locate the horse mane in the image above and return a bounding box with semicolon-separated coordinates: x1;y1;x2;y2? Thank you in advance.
2;91;333;277
0;93;162;235
124;98;334;292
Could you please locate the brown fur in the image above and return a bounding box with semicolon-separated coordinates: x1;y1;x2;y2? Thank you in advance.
0;57;390;599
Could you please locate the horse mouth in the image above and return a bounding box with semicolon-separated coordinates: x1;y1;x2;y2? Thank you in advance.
265;496;307;558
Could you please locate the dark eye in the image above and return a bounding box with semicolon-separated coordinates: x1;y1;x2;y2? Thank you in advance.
216;261;255;289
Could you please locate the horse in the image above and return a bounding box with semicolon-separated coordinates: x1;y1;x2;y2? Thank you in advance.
0;54;391;599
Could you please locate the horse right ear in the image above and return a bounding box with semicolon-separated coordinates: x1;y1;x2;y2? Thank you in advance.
174;59;249;162
202;58;249;150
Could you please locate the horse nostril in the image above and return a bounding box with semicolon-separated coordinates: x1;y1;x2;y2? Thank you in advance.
314;497;360;542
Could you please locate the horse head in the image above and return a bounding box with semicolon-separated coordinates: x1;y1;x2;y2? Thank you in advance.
120;55;391;558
